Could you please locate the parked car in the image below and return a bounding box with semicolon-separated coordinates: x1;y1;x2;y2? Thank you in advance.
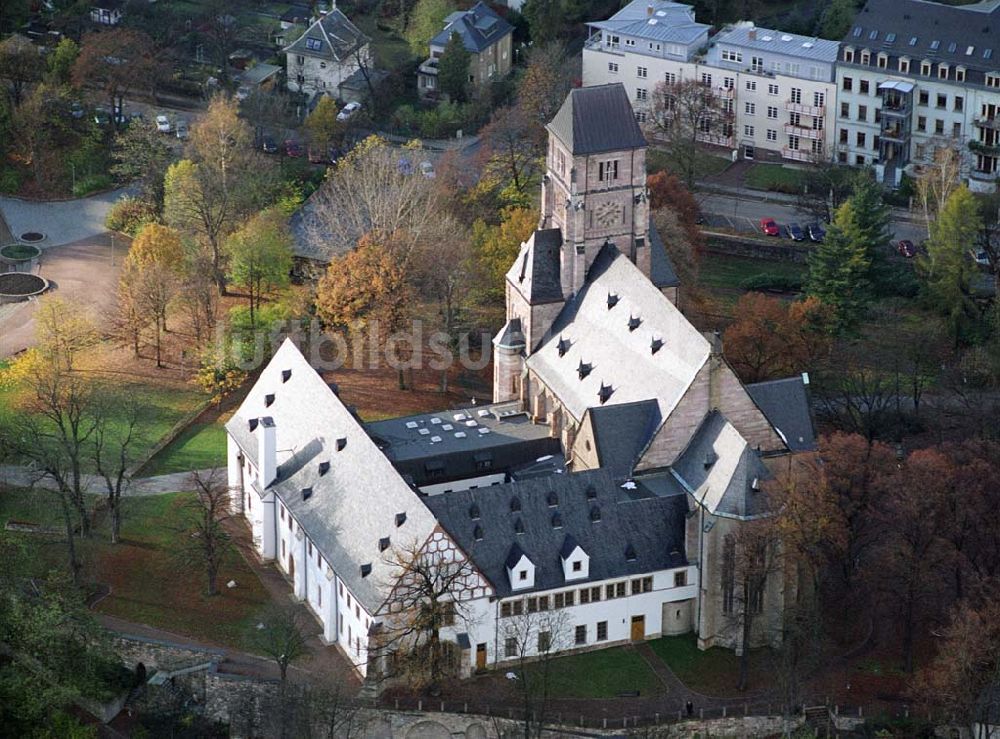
93;108;110;126
760;217;780;236
261;135;278;154
155;114;172;133
284;139;303;157
971;248;992;267
175;118;189;140
419;160;435;179
897;239;917;258
397;157;413;175
69;101;85;119
337;101;361;121
786;222;805;242
807;223;825;242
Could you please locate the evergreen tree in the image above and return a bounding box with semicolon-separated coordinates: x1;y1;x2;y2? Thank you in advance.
847;169;894;291
523;0;563;44
807;200;872;334
919;186;982;343
438;31;471;102
818;0;856;41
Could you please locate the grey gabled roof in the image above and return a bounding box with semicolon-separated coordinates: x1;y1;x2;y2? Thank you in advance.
671;411;773;519
505;228;564;306
587;399;661;480
746;376;816;452
225;340;438;614
430;1;513;54
424;468;688;598
547;84;647;156
842;0;1000;74
712;23;839;63
648;219;680;289
283;9;368;62
493;318;525;350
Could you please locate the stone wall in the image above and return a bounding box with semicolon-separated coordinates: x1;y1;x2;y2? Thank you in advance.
112;635;224;672
705;232;811;263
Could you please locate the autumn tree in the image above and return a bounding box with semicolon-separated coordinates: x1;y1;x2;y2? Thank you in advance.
111;120;172;204
176;470;232;597
303;95;344;152
648;78;729;188
46;37;79;87
723;293;829;383
477;105;543;209
913;143;962;239
470;207;538;301
437;32;471;103
225;210;293;327
405;0;456;56
0;34;44;106
516;42;577;130
200;0;244;86
122;223;185;366
71;29;161;131
34;295;98;372
919;185;983;343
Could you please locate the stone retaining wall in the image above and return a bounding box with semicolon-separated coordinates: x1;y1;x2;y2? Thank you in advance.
705;232;812;263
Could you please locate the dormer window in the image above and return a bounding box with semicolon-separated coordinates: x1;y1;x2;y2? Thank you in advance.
921;60;931;76
578;361;592;380
379;537;390;551
956;66;966;82
607;293;619;309
318;461;330;476
360;563;372;577
547;492;558;507
572;560;581;572
877;53;887;69
395;512;407;527
899;57;910;73
844;47;854;63
510;496;521;513
598;384;613;404
519;570;527;580
557;337;571;357
281;369;292;383
469;503;481;520
939;64;949;80
860;50;870;65
625;544;637;562
651;338;663;354
627;316;641;332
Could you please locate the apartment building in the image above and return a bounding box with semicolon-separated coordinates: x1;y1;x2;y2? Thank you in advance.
835;0;1000;191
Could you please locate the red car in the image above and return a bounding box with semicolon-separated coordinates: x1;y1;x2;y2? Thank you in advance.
896;239;916;258
284;139;303;157
760;218;780;236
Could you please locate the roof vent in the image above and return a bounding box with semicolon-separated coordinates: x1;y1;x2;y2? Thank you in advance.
319;461;330;476
590;505;601;522
551;512;562;529
336;438;347;451
302;487;313;501
395;512;407;527
469;503;481;520
651;338;664;354
586;486;597;500
248;418;259;432
510;496;521;513
704;451;718;469
265;394;275;407
360;563;372;578
281;369;292;383
514;518;524;534
547;491;558;507
628;315;642;332
607;293;619;309
625;544;637;561
578;361;593;380
781;34;792;41
598;383;614;404
557;336;571;357
379;537;390;551
473;525;484;541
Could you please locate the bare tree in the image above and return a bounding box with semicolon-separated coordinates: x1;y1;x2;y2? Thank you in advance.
175;470;232;596
648;78;730;187
913;141;963;239
91;391;142;544
248;603;310;682
34;296;97;372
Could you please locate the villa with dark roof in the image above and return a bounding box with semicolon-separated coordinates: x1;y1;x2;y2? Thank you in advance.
417;2;513;99
226;84;814;681
283;8;371;101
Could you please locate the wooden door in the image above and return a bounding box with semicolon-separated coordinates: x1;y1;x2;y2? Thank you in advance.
630;615;645;642
476;643;487;670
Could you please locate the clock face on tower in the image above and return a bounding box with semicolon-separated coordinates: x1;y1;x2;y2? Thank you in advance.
595;200;618;227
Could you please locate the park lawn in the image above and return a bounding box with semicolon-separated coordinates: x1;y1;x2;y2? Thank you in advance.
698;254;808;291
647;634;770;697
744;163;807;193
354;13;414;69
528;646;665;700
0;489;271;652
142;420;228;475
647;148;731;179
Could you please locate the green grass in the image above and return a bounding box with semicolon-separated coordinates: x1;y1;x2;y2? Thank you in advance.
142;420;228;475
0;243;40;260
647;633;769;696
354;13;415;69
699;254;807;291
529;646;664;699
745;163;807;193
647;148;731;179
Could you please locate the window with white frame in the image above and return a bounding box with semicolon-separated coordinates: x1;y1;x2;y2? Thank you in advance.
767;106;778;119
899;57;910;73
746;79;757;91
768;83;779;95
625;38;635;47
608;62;618;73
745;102;755;115
790;87;802;104
636;88;648;101
766;129;777;141
721;49;742;63
724;76;734;89
813;91;825;107
664;71;677;85
744;124;754;136
751;55;764;72
701;72;712;86
860;50;870;65
637;66;647;78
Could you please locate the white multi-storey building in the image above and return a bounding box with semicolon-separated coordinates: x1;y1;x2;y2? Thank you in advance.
835;0;1000;191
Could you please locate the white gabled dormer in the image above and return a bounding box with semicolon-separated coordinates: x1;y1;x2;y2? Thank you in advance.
560;535;590;581
505;543;535;590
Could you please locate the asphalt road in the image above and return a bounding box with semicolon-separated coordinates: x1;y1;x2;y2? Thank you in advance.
697;191;927;244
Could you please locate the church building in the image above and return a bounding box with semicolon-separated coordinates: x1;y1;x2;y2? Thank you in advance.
225;83;815;680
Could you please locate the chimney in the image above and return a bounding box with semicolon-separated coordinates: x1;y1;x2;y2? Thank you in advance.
257;416;277;487
748;28;756;41
647;2;654;16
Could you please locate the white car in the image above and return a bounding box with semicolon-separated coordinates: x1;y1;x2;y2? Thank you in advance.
419;160;435;179
337;101;361;121
155;114;172;133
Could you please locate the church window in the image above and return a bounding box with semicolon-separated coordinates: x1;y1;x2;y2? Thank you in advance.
597;621;608;640
598;159;619;182
722;535;736;615
674;570;687;587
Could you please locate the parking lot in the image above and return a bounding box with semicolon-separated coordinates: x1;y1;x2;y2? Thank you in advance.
701;212;764;235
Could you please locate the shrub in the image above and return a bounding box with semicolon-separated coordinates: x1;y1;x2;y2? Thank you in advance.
0;167;20;195
72;174;113;197
739;272;804;292
105;196;159;236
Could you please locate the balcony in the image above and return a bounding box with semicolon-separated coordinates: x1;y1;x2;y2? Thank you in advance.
716;86;735;99
783;123;824;140
782;148;813;162
785;101;824;117
974;115;1000;131
970;168;1000;182
970;139;1000;156
880;127;908;143
880;102;911;118
698;132;734;148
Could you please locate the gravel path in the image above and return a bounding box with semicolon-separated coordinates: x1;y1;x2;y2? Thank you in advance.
0;465;222;496
0;188;131;247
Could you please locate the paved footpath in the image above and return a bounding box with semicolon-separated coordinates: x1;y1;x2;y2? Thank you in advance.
0;188;131;248
0;465;223;496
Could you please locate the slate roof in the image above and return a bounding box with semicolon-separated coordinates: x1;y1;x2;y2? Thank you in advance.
493;318;526;350
547;84;647;156
746;376;816;452
587;0;710;46
225;340;438;613
712;23;839;63
283;9;368;62
525;242;711;423
671;411;773;519
288;187;348;264
842;0;1000;74
430;2;513;54
424;468;688;597
280;5;311;23
506;228;564;306
366;404;561;487
648;219;681;289
586;399;661;480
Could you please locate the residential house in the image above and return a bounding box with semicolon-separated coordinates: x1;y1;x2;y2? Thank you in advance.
418;2;513;99
283;9;372;101
834;0;1000;191
90;0;123;26
226;84;815;680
